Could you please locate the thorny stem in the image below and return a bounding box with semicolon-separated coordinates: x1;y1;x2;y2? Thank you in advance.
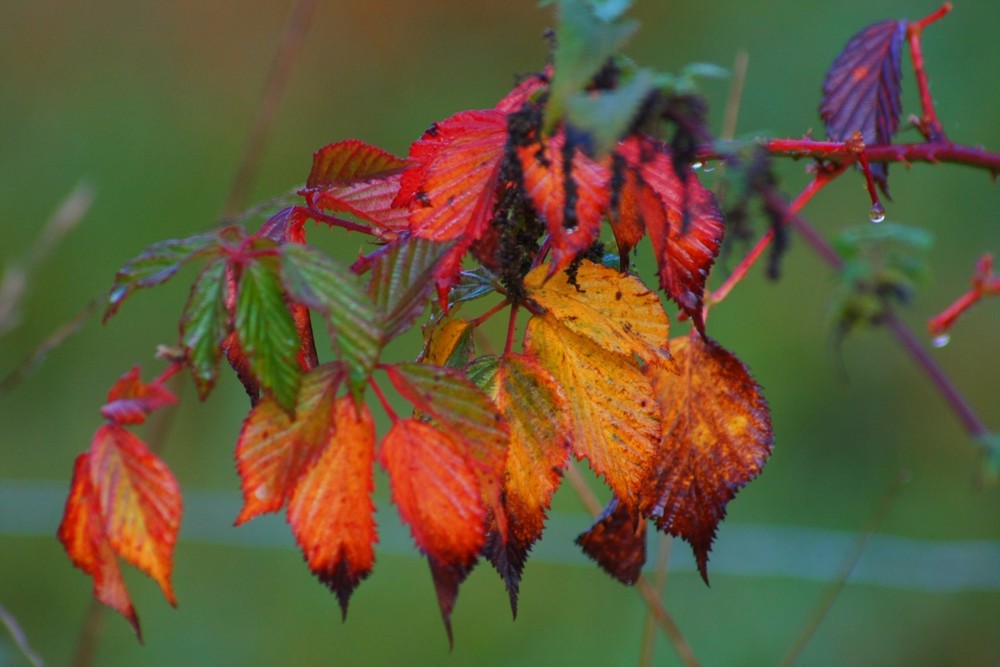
855;152;882;213
503;305;520;356
563;465;700;667
907;3;952;142
369;376;398;423
707;169;841;308
0;603;44;667
469;299;511;329
760;184;992;444
729;140;1000;175
928;254;999;336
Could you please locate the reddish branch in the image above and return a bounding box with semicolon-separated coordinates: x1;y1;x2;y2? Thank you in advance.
928;254;1000;337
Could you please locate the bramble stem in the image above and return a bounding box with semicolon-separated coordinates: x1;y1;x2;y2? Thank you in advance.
760;185;992;443
928;254;998;336
369;376;398;423
504;305;520;356
563;465;700;667
907;4;951;142
708;170;839;308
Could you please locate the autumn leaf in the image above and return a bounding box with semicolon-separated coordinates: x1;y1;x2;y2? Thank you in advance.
59;420;183;638
378;418;487;643
99;366;177;425
615;136;724;332
524;260;673;369
820;19;906;195
576;496;646;585
234;364;341;524
482;354;572;615
523;315;661;513
647;335;772;582
59;453;141;638
384;361;509;540
421;318;475;369
286;395;377;618
517;132;611;275
301;140;411;235
403;109;508;243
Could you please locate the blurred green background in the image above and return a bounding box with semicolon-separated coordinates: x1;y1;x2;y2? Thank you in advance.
1;1;998;665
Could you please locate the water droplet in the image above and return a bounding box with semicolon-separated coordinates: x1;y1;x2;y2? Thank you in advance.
702;163;716;173
869;202;885;223
691;162;703;170
932;333;950;348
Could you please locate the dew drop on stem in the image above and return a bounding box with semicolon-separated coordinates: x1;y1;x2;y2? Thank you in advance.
932;333;950;348
869;202;885;223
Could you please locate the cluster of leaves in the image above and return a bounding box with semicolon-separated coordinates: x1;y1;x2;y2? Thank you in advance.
60;0;988;646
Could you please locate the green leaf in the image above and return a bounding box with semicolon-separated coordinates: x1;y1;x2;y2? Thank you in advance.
235;250;301;412
565;67;655;156
386;362;507;456
545;0;639;132
281;243;381;394
464;355;500;396
105;232;220;320
369;236;448;340
180;258;230;400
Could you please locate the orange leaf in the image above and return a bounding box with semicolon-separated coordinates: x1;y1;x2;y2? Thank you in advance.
234;364;340;524
88;423;182;605
517;133;611;275
524;260;673;369
647;336;773;582
58;453;141;639
484;354;571;615
379;418;486;640
524;316;661;513
421;318;475;369
385;362;509;542
286;396;377;618
100;366;177;425
615;137;724;333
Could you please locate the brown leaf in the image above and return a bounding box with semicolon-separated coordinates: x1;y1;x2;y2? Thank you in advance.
575;496;646;585
647;336;773;583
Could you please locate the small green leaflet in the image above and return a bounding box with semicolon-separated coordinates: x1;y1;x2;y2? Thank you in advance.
280;243;381;395
565;67;655;156
369;236;448;340
180;258;230;400
234;250;301;412
105;232;220;320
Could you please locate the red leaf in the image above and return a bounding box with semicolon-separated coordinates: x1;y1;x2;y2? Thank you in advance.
517;131;611;275
495;70;549;113
58;453;141;639
286;396;377;618
302;140;411;235
616;137;724;333
379;418;486;639
820;19;906;195
233;365;340;524
403;109;509;243
100;366;177;425
576;497;646;585
647;336;772;583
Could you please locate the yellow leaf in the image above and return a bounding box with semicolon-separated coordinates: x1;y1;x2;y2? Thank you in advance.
524;316;661;511
524;260;673;369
